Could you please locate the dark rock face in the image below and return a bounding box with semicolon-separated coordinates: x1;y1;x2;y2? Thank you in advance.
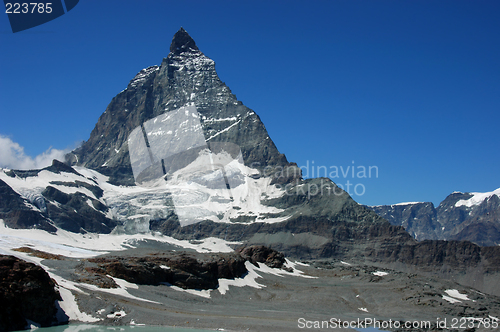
365;238;500;296
170;27;198;53
0;179;55;233
369;202;439;240
0;159;118;234
368;240;483;270
41;186;116;234
78;246;300;291
449;207;500;245
85;251;247;290
0;255;61;332
67;28;298;185
437;192;500;245
238;245;286;269
367;191;500;246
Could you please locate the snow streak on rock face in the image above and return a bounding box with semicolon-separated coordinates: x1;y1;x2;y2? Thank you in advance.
127;104;288;227
129;66;159;88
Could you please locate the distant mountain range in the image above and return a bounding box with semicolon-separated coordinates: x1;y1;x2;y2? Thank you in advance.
367;188;500;246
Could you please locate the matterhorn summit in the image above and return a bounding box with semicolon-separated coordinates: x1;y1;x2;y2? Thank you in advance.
67;28;294;186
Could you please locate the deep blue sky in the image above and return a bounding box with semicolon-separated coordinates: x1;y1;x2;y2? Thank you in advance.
1;0;499;206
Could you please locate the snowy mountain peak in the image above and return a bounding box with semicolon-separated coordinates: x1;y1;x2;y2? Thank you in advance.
170;27;199;54
68;29;293;186
455;187;500;207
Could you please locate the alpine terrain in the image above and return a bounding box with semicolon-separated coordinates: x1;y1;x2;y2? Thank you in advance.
368;188;500;246
0;28;499;331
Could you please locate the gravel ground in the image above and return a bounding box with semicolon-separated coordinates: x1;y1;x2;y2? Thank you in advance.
40;246;500;332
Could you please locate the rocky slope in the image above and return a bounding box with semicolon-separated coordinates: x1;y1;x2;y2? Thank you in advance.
368;188;500;246
0;255;61;332
76;245;288;291
8;244;500;332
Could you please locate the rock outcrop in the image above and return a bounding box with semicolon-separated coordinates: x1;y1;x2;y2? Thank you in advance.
238;245;287;269
0;178;55;233
78;246;289;290
0;255;61;332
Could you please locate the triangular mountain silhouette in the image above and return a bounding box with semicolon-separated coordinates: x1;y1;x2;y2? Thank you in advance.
68;28;297;186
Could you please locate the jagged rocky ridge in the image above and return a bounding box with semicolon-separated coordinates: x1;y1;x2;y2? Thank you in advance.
0;27;499;306
367;189;500;246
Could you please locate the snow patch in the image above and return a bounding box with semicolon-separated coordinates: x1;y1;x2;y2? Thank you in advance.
391;202;423;206
77;276;159;304
206;120;241;141
202;116;238;123
76;159;288;230
0;169;101;201
442;295;462;304
372;271;389;276
444;289;471;301
455;188;500;207
254;260;316;279
25;319;40;330
129;66;159;88
106;310;126;319
294;261;310;267
218;259;315;295
57;287;101;322
163;284;211;299
218;261;266;295
0;220;240;258
130;320;145;326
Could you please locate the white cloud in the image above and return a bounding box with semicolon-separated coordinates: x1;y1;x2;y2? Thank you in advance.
0;135;70;170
